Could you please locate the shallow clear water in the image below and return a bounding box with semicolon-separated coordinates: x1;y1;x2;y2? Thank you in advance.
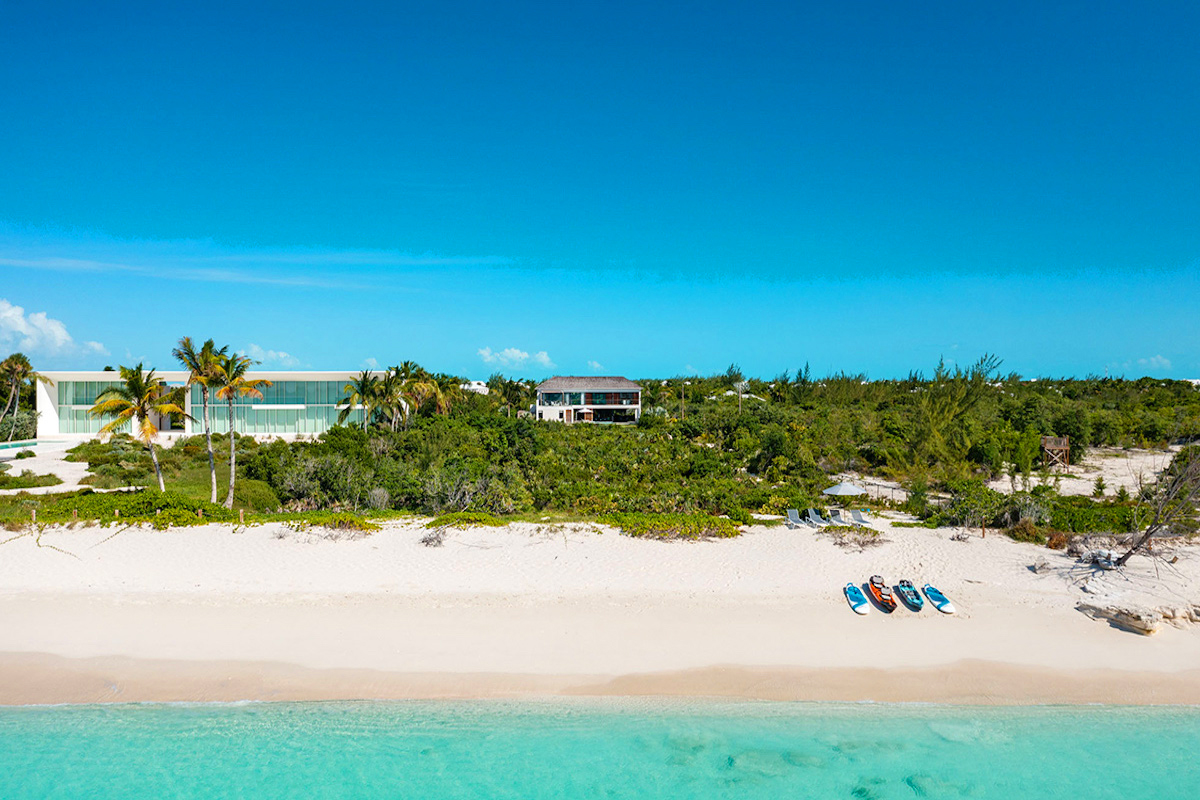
1;700;1196;798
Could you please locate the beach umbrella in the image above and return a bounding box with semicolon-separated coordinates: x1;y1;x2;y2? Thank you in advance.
822;481;866;497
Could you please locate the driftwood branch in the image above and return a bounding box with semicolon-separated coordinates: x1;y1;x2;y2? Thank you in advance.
1117;446;1200;567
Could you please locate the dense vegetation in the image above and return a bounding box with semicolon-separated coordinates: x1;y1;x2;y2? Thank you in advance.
4;353;1199;539
230;357;1200;522
0;352;44;442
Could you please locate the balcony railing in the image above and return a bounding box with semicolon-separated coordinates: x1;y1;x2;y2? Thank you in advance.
539;393;641;406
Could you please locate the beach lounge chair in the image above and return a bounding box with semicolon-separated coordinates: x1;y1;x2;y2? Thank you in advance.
785;509;805;529
829;509;851;526
850;509;873;527
806;508;829;527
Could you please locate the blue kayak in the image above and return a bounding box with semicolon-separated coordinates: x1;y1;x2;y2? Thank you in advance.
844;582;871;615
896;580;924;611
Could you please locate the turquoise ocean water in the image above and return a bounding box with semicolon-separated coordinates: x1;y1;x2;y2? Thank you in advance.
1;700;1197;798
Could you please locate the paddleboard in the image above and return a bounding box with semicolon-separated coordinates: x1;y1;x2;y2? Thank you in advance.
844;582;871;615
922;583;957;614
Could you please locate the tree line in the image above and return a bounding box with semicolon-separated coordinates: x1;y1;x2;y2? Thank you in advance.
6;347;1200;519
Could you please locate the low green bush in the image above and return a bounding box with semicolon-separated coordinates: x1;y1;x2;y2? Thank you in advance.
233;479;281;512
275;511;380;533
426;511;504;528
1005;518;1048;544
31;489;236;527
1047;496;1136;533
0;470;63;490
15;450;35;460
822;523;874;536
601;512;741;540
725;507;754;525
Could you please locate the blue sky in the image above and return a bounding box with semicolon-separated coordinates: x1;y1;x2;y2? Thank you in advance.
2;1;1197;379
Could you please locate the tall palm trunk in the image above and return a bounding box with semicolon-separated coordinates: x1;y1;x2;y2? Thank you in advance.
200;387;217;503
0;379;16;426
148;440;165;491
224;399;237;508
5;385;20;441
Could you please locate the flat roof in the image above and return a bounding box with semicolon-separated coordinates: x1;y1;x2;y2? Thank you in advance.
40;371;384;381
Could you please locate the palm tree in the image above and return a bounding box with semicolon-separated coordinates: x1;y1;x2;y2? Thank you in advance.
213;353;272;508
430;373;463;416
172;337;229;503
380;362;421;431
338;370;380;429
378;369;403;431
89;364;188;491
0;353;52;441
0;355;21;431
490;375;532;418
396;366;435;428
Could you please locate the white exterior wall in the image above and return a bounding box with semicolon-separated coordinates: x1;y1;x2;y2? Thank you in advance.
535;392;641;424
35;377;58;440
36;370;385;441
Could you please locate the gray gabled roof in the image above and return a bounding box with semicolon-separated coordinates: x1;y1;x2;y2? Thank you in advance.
536;376;641;392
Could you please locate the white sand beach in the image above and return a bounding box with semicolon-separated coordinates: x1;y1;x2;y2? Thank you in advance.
2;513;1199;705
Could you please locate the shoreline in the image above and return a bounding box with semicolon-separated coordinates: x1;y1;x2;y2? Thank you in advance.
4;652;1200;706
2;519;1198;708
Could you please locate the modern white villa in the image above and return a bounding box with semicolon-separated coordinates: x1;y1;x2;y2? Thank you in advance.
35;370;641;440
534;376;641;424
37;371;370;441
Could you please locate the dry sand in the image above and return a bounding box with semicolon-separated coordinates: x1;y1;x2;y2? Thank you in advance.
2;514;1199;705
836;446;1180;503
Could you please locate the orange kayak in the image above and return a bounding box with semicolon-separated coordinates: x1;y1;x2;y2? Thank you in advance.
868;575;897;612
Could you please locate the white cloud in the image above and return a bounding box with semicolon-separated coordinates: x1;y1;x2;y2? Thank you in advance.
362;357;379;370
0;229;513;291
1137;355;1172;371
242;343;302;368
478;346;556;370
0;298;107;357
587;360;604;371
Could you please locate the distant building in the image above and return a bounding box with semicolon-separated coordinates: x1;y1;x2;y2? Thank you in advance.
461;380;490;395
37;371;369;440
535;376;641;424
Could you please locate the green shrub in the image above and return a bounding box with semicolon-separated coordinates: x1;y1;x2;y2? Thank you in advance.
276;511;380;533
0;470;63;490
27;489;237;527
15;450;35;460
823;523;873;536
233;479;281;512
903;477;930;517
0;410;36;441
1047;496;1136;533
725;507;754;525
426;511;504;529
1005;518;1048;544
601;512;741;540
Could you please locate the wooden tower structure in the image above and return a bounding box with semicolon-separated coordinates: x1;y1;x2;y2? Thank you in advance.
1041;436;1070;470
